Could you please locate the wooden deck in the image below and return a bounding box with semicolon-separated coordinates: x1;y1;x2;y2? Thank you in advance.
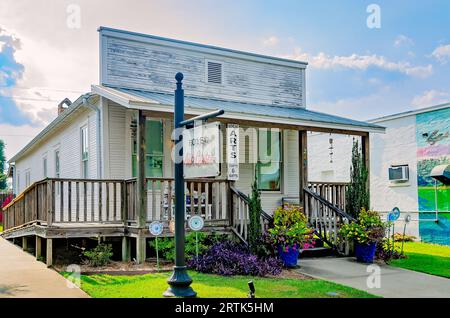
1;177;267;266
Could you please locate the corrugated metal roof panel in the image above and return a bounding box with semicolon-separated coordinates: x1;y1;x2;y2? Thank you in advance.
113;87;384;131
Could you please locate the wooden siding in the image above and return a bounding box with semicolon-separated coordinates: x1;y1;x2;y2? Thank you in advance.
101;35;305;107
14;107;99;194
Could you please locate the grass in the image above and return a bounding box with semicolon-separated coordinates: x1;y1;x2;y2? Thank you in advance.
0;224;3;233
389;242;450;278
63;271;377;298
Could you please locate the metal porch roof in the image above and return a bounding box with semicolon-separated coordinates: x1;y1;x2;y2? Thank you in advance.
93;85;385;133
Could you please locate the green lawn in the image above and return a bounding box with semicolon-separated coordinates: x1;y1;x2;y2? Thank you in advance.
65;271;377;298
389;242;450;278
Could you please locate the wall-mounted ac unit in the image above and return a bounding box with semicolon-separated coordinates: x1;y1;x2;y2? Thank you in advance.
389;165;409;182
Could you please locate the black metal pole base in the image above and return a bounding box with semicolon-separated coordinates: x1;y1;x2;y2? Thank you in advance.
163;266;197;297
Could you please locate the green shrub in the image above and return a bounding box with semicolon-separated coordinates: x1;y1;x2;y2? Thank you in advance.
82;243;113;267
393;233;417;242
148;232;223;261
339;209;386;245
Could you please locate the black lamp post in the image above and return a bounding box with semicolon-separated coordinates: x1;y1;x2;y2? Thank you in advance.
163;72;224;298
164;72;197;297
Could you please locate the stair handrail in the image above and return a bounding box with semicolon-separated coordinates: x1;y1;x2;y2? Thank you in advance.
230;185;273;224
303;187;356;222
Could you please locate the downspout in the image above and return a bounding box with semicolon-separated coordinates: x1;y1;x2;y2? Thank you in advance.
82;94;103;179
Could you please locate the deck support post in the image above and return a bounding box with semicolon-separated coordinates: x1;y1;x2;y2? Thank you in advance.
22;236;28;252
299;130;308;209
46;238;53;267
35;236;42;259
361;133;370;207
135;109;147;264
136;232;146;264
122;236;131;262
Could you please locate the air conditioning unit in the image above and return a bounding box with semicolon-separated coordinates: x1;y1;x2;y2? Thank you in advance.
389;165;409;182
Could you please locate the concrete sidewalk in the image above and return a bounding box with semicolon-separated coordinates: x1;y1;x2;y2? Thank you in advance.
297;257;450;298
0;238;89;298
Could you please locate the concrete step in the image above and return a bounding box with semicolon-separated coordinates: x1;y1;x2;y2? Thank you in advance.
300;247;337;258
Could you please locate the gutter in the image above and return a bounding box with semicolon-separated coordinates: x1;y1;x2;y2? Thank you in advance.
82;94;103;179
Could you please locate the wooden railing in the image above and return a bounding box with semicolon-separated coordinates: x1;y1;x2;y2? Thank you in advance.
304;187;355;255
2;177;275;241
117;177;231;225
230;186;273;244
2;178;126;231
308;181;348;211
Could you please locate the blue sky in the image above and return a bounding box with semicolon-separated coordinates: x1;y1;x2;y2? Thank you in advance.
0;0;450;158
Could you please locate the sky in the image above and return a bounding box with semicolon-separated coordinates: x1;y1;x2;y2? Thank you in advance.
0;0;450;160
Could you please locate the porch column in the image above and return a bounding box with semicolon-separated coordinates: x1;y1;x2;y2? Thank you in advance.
136;110;147;264
298;130;308;207
361;133;370;207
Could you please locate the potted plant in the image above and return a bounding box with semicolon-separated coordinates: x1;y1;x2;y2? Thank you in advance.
268;205;314;268
339;209;386;263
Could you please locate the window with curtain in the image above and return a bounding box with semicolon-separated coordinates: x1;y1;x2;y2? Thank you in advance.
257;128;282;191
81;126;89;178
132;120;164;178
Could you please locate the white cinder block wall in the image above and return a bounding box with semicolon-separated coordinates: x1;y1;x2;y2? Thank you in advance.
308;116;421;237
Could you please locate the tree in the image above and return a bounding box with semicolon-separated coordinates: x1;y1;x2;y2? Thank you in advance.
345;139;369;219
248;171;262;254
0;140;7;191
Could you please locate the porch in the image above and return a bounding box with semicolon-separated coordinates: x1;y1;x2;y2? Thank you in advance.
2;85;384;266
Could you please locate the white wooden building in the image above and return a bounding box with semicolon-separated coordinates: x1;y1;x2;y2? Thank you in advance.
3;27;384;265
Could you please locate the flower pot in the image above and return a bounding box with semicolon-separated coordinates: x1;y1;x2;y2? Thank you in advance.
278;245;300;268
355;242;377;263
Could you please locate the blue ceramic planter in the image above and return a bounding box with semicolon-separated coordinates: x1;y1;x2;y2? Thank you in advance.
355;242;377;263
278;245;300;268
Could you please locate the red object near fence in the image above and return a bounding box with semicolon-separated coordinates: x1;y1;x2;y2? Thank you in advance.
1;193;13;223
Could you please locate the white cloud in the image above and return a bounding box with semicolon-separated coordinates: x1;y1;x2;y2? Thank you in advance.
287;48;433;78
394;34;414;47
262;35;279;47
411;90;450;108
431;44;450;64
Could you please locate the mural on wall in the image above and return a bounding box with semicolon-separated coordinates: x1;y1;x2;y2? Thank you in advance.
416;107;450;246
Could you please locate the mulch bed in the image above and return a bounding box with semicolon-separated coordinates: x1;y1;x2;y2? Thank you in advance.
55;259;314;281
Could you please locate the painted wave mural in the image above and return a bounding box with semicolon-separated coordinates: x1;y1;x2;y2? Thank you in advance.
416;107;450;246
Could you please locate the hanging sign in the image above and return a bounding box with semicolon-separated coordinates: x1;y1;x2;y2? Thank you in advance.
227;124;239;181
183;122;221;178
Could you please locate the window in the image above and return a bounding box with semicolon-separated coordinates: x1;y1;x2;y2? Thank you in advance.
81;126;89;178
16;172;20;192
132;120;164;178
55;149;61;194
206;60;223;84
43;156;48;178
257;129;282;191
55;150;60;178
25;170;31;188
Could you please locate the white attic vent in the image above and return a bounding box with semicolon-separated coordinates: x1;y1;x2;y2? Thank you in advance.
206;60;223;84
